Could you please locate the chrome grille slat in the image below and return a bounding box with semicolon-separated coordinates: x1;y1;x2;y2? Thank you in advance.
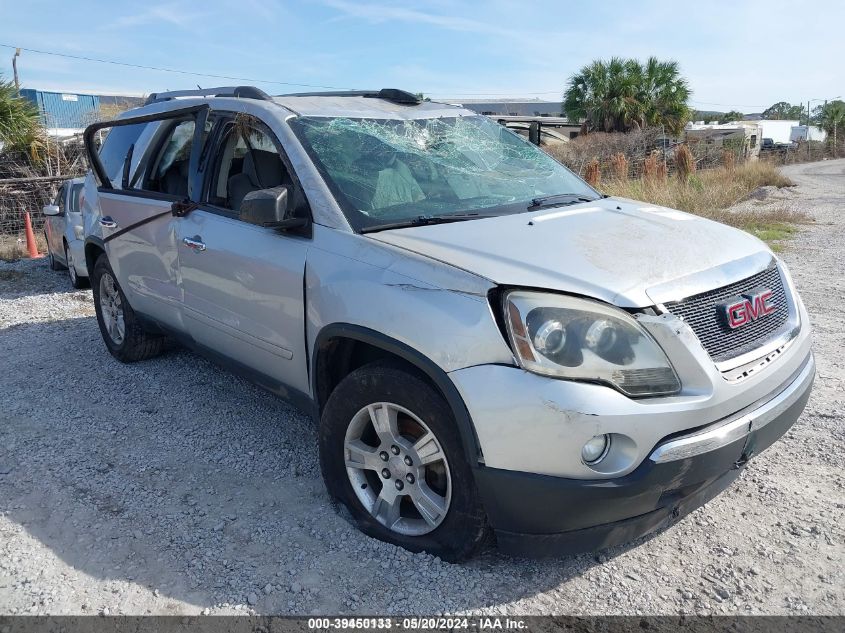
665;267;790;362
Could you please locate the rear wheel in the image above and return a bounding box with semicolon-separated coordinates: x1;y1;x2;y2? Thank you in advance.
47;234;63;270
91;255;163;362
319;362;489;561
65;242;88;289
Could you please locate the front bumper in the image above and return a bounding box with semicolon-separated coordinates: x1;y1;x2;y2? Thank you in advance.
473;353;814;557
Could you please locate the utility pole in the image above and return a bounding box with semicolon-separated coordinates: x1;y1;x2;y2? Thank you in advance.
807;102;811;159
12;48;21;93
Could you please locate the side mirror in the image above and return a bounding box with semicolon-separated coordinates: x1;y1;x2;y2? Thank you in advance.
43;204;61;216
239;186;308;230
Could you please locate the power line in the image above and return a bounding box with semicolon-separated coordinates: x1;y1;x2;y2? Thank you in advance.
2;43;564;97
689;100;768;109
0;43;355;91
0;43;782;105
3;43;568;98
429;91;562;97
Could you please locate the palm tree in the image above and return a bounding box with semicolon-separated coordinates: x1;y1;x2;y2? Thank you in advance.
820;100;845;156
563;57;690;134
640;58;692;133
0;74;44;158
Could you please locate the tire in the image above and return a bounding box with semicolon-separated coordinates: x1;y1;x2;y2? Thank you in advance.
91;254;163;363
319;361;489;562
47;235;64;270
65;242;88;289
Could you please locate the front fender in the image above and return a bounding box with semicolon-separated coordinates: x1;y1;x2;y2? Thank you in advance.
305;225;514;374
305;226;516;466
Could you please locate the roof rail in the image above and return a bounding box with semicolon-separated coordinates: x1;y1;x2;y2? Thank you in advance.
144;86;272;105
281;88;421;105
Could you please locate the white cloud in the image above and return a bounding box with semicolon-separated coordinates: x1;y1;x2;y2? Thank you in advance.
322;0;519;37
104;3;205;29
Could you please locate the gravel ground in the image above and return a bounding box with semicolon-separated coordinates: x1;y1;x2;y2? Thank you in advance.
0;160;843;616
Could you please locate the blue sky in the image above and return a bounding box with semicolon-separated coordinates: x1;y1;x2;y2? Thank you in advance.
1;0;843;111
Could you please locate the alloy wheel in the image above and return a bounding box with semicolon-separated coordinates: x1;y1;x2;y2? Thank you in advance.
66;246;78;285
98;273;125;345
344;402;451;536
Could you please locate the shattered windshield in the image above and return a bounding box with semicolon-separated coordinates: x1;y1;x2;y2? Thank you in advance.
289;115;597;231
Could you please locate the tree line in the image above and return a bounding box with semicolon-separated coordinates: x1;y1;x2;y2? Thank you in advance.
562;58;843;142
3;67;843;154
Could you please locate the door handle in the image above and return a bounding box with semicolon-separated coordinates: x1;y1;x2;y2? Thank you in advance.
182;236;206;252
99;216;118;229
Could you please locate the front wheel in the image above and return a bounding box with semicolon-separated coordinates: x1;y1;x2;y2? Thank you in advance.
319;362;489;562
91;254;163;362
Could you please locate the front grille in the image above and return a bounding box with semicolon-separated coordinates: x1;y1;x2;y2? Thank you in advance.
665;266;791;363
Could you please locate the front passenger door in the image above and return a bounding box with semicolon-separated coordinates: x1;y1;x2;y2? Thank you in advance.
176;115;311;396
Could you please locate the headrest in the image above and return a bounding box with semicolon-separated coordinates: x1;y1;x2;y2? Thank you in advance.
244;150;283;188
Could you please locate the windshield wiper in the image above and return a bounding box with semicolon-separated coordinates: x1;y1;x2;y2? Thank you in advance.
360;213;492;233
528;193;602;210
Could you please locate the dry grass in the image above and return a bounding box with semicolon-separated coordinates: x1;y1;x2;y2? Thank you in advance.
0;233;48;262
584;159;600;187
602;161;795;214
675;144;696;182
601;161;806;249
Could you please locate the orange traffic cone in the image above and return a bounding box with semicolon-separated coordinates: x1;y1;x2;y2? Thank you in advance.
23;210;40;258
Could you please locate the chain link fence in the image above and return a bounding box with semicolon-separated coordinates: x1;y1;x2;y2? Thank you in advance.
544;126;845;183
0;176;66;259
546;127;752;181
0;103;119;258
759;140;845;165
0;139;90;259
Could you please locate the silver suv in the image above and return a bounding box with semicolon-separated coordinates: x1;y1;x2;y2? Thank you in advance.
82;87;814;561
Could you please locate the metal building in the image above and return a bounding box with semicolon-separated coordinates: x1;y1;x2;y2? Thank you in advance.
19;89;101;131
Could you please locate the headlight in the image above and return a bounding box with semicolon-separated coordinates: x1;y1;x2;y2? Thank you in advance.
503;291;680;397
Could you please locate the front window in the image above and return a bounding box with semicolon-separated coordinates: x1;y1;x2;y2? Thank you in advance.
289;115;597;231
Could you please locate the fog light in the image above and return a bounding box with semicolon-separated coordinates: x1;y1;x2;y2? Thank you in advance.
581;434;610;464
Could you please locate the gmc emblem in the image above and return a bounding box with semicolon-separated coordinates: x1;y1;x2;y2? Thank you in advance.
720;288;776;329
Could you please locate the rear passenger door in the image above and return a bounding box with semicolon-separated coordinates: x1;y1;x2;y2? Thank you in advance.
175;113;311;395
88;107;209;330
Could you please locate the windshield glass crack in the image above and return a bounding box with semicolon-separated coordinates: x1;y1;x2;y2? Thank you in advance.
289;115;597;231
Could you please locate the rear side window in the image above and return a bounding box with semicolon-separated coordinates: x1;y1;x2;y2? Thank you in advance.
97;123;147;189
142;119;196;198
69;184;84;213
53;185;65;209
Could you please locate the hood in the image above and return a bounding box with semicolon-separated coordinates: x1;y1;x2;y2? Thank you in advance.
367;198;772;308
